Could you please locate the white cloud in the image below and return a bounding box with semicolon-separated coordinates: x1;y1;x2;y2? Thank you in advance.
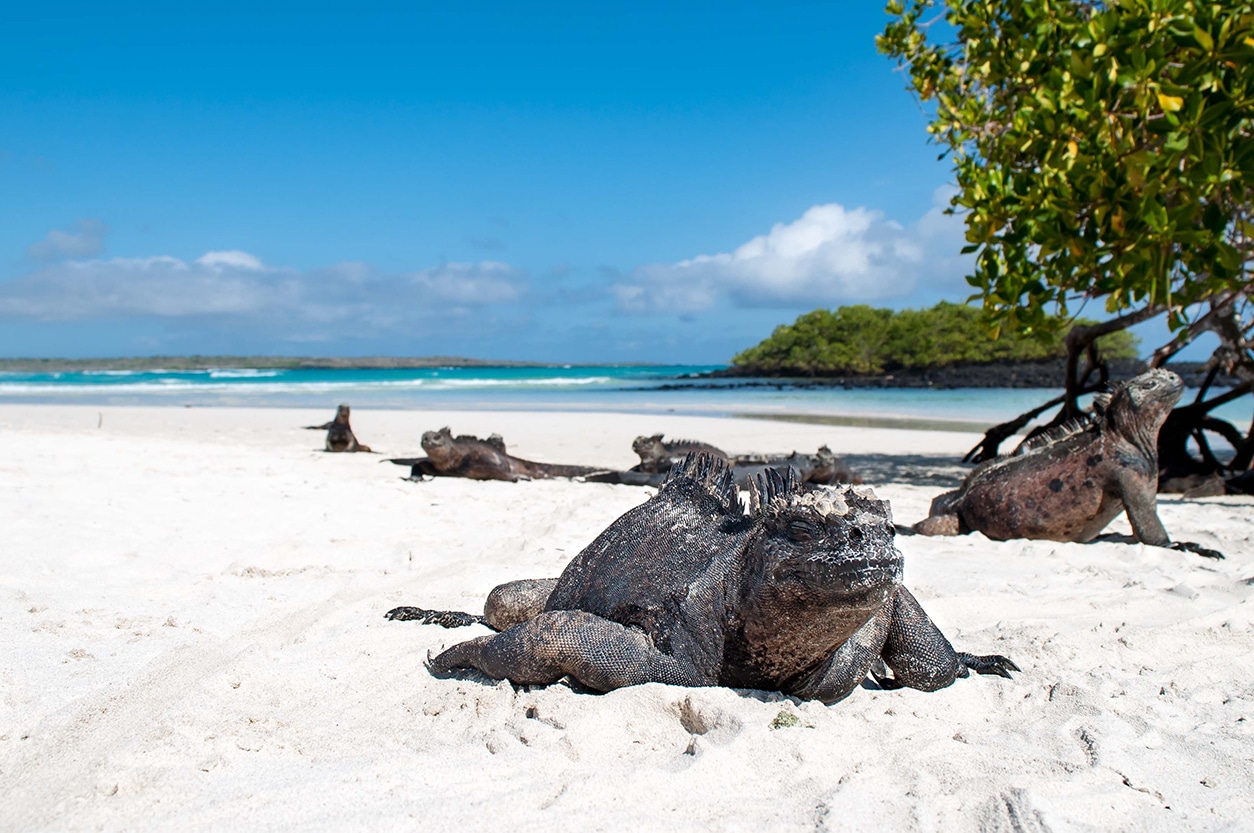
0;251;527;330
26;218;108;261
196;250;265;270
615;189;969;313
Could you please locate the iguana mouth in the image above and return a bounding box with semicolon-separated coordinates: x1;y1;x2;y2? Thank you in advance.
818;552;903;593
775;550;902;596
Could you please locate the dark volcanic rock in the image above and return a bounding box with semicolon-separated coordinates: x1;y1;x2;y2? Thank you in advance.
705;359;1232;390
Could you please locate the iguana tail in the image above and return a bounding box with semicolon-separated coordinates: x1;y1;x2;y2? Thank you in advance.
529;462;612;479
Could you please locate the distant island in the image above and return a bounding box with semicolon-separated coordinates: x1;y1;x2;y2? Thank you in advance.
726;301;1140;377
713;301;1233;389
0;355;550;372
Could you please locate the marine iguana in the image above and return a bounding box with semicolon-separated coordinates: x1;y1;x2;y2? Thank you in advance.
304;404;372;452
388;427;605;482
631;434;728;474
588;444;862;489
731;445;862;489
913;369;1224;558
386;454;1017;704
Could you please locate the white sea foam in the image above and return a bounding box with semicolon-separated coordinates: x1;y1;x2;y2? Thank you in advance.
0;381;365;395
0;376;615;395
438;377;613;387
207;368;283;378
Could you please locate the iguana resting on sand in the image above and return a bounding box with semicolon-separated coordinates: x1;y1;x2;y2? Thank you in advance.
914;369;1223;559
631;434;728;474
731;445;862;489
587;444;861;489
388;427;605;482
386;454;1017;704
304;404;371;452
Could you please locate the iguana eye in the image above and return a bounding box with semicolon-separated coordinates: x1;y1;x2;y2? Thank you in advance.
786;520;819;543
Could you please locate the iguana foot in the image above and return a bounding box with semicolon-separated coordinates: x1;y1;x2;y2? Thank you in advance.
384;607;485;627
957;652;1020;679
1170;541;1225;560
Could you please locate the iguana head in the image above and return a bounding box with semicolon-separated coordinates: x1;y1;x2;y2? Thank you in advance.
632;433;667;462
750;475;902;609
422;427;463;467
1102;369;1183;450
808;445;838;483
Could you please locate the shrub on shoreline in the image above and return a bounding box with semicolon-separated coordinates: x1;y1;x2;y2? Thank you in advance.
731;302;1139;376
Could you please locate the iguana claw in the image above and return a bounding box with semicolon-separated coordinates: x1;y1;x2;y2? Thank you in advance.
958;652;1020;679
1171;541;1225;560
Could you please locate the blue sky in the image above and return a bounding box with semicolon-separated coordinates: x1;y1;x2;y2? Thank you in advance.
0;1;1183;363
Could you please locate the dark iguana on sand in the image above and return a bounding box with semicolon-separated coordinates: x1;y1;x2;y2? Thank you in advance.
590;444;861;489
731;445;862;489
386;453;1017;704
389;427;605;482
914;369;1223;559
631;433;728;474
304;404;371;452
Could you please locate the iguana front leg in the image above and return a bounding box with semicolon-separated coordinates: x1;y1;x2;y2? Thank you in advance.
787;610;891;704
1118;471;1225;558
875;587;1018;691
428;610;706;692
1118;469;1171;546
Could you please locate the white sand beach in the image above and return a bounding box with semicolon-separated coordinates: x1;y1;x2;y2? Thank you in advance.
1;403;1251;831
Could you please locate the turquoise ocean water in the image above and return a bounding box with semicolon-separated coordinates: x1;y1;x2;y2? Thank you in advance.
0;365;1249;429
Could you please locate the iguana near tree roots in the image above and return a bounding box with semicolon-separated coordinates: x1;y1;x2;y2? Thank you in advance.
913;369;1223;559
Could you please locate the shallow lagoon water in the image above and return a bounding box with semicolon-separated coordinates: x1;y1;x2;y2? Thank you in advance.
0;364;1248;431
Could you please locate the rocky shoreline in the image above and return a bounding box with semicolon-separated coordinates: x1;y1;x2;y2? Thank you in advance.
696;358;1236;390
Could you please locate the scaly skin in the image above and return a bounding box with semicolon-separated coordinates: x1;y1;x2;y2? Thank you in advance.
914;370;1223;559
388;454;1017;704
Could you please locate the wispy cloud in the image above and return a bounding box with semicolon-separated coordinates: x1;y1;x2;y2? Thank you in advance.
409;262;522;304
0;251;527;335
614;189;968;313
196;250;265;270
26;218;109;262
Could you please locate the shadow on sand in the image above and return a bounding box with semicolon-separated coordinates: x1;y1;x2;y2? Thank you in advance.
842;453;971;489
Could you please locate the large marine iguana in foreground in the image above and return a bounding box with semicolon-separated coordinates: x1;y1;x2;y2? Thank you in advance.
304;404;372;452
913;369;1223;559
386;454;1017;704
388;427;605;482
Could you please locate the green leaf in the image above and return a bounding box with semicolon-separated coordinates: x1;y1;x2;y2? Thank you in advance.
1193;25;1214;52
1157;91;1185;112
